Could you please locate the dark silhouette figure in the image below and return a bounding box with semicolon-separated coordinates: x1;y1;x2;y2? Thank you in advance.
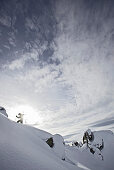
16;113;24;123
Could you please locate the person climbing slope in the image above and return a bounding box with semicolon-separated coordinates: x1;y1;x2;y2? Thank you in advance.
16;113;24;123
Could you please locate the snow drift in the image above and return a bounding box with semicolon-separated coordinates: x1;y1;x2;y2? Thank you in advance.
0;112;114;170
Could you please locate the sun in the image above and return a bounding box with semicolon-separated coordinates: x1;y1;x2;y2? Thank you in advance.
8;104;43;125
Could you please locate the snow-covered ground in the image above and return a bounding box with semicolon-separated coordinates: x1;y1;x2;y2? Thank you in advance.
0;111;114;170
66;130;114;170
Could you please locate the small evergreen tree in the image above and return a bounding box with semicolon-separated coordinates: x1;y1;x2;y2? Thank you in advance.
46;137;54;148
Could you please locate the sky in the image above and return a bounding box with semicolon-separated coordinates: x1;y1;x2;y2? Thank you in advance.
0;0;114;141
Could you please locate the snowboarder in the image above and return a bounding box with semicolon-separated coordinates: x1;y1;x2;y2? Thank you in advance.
16;113;24;123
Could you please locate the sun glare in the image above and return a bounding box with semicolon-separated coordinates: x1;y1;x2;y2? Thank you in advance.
8;105;43;125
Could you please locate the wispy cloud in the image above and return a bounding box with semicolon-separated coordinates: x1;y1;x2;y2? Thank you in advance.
3;41;48;70
52;0;114;113
0;0;114;139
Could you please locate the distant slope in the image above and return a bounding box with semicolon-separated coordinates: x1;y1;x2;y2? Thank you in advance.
65;130;114;170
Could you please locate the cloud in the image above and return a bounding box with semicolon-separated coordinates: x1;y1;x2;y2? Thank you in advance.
25;18;36;30
0;0;114;138
52;0;114;114
0;14;11;27
31;0;114;137
3;41;48;70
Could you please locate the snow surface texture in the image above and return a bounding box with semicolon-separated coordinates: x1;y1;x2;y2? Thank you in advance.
0;113;114;170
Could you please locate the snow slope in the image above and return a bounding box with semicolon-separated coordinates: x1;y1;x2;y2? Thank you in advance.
0;113;80;170
0;112;114;170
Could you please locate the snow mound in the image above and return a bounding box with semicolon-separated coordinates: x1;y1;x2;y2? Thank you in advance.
53;134;65;160
0;106;8;117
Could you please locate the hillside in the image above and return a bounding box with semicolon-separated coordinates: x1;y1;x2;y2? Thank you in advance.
0;112;114;170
